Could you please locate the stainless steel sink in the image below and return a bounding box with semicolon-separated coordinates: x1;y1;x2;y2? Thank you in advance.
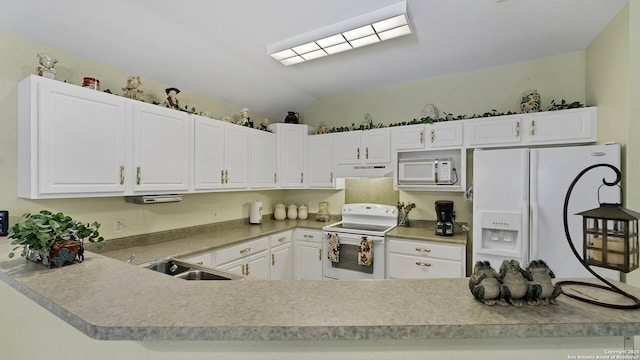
140;258;244;281
176;270;234;281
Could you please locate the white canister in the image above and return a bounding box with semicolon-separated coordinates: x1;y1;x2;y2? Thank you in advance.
287;204;298;220
274;203;286;220
298;204;308;220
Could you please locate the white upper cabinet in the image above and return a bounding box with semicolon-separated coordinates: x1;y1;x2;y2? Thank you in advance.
427;122;463;149
464;115;524;147
193;116;249;191
250;129;277;189
18;75;128;198
132;102;192;193
336;128;391;164
522;107;597;145
391;124;427;150
464;107;597;148
273;123;306;188
306;133;336;188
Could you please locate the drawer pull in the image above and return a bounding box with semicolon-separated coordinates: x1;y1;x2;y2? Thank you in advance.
278;236;287;242
415;247;431;253
239;247;251;254
416;262;432;267
304;234;315;239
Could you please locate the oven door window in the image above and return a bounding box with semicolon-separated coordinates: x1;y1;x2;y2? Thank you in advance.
332;243;374;274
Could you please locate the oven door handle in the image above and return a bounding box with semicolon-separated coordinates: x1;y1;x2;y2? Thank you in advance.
325;233;384;244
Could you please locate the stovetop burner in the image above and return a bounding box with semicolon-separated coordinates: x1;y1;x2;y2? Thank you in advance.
322;203;398;236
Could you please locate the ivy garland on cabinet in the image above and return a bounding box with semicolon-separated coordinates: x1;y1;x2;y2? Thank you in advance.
322;99;585;134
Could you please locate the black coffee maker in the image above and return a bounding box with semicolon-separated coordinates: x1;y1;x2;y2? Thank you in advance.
435;201;454;236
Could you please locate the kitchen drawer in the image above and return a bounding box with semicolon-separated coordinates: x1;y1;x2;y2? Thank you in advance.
387;253;464;278
295;229;322;243
387;239;463;262
214;236;269;265
270;230;293;247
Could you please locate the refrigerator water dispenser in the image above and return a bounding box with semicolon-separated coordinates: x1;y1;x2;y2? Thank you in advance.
478;211;523;257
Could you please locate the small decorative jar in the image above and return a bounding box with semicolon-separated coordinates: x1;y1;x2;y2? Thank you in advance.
287;204;298;220
82;77;100;90
521;90;541;113
284;111;299;124
274;203;286;220
316;202;330;222
298;204;308;220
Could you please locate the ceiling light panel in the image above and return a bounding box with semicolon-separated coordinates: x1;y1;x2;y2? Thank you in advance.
343;25;375;41
301;49;328;61
349;34;380;48
324;42;353;54
378;24;411;41
317;34;346;48
292;42;320;55
372;14;408;32
267;0;411;65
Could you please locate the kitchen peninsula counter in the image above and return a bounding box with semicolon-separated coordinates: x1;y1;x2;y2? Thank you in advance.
2;219;640;342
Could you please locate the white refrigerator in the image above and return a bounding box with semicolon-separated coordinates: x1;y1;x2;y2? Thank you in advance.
472;143;621;279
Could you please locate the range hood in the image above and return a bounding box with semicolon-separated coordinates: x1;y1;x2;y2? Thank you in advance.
125;194;183;204
334;163;393;178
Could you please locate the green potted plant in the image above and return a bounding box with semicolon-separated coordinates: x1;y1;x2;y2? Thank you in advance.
7;210;104;268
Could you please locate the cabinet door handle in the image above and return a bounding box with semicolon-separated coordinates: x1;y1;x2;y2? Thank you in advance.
272;253;276;266
420;130;424;144
515;121;520;137
431;129;435;143
241;264;246;275
225;170;229;184
240;247;251;254
246;263;250;275
119;165;125;185
318;248;322;260
357;147;360;160
416;262;432;267
366;147;369;159
221;170;225;184
274;172;277;184
136;166;141;185
300;172;304;184
415;247;431;253
530;120;535;136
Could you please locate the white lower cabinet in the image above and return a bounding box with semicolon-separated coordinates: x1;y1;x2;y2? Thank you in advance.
270;231;293;280
386;237;465;279
294;229;323;280
214;236;270;279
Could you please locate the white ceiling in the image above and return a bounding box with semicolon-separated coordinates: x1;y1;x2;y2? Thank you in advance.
0;0;628;119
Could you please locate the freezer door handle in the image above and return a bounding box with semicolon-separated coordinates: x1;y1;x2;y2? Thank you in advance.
530;200;538;261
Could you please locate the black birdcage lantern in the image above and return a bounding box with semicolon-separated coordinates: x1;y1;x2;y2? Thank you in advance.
556;164;640;309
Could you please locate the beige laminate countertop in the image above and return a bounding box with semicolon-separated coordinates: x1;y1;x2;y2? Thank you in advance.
2;218;640;341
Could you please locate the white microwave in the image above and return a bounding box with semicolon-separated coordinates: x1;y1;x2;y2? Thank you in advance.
397;157;454;185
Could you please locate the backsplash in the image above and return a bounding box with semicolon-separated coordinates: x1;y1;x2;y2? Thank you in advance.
344;178;398;205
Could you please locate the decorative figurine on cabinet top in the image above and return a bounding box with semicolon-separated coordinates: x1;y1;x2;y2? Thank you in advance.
37;52;58;79
123;76;144;100
164;87;180;109
240;108;253;127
